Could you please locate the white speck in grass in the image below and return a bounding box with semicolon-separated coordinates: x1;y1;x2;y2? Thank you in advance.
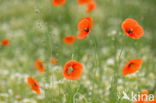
33;20;47;33
15;95;21;100
106;58;114;65
101;47;109;55
88;92;92;95
9;72;29;83
82;74;87;80
118;85;124;91
8;89;13;96
138;72;145;76
53;79;65;85
94;84;98;89
111;30;117;35
51;27;60;36
0;93;9;97
107;30;117;36
0;69;9;76
98;89;103;94
22;98;37;103
34;8;40;14
37;89;45;100
79;95;85;101
89;86;93;90
85;80;91;86
149;73;155;78
118;79;123;84
85;62;92;69
8;30;25;39
52;66;61;71
1;23;10;32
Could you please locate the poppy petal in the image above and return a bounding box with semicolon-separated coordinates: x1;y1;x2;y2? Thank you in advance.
78;17;93;31
34;60;45;73
27;77;41;94
86;1;96;13
52;0;66;6
63;35;76;45
50;58;58;64
122;59;143;76
1;39;9;46
132;25;144;39
78;0;92;5
77;31;88;39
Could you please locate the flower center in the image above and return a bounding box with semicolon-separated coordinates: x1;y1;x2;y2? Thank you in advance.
33;83;37;87
127;28;133;34
68;67;74;74
128;63;134;68
84;28;89;32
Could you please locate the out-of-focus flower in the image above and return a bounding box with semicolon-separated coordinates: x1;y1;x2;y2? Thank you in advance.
63;35;76;45
64;60;83;80
122;59;143;76
1;39;9;46
34;59;45;73
122;18;144;39
86;1;96;13
50;58;58;64
77;17;93;39
27;77;41;94
52;0;66;6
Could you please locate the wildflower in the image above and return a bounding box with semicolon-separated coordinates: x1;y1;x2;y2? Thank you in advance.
50;58;58;64
52;0;66;6
78;0;92;5
63;60;83;80
27;77;41;94
122;59;143;76
63;35;76;45
1;39;9;46
86;1;96;13
77;17;93;39
34;60;45;73
122;18;144;39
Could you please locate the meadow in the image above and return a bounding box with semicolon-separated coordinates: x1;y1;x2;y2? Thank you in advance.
0;0;156;103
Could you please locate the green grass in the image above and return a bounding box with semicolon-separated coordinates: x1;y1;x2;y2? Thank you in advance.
0;0;156;103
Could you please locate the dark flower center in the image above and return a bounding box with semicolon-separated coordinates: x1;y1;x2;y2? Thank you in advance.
33;83;37;87
128;63;134;68
84;28;89;32
39;63;43;68
127;28;133;34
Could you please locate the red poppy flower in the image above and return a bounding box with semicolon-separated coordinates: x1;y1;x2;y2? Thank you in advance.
122;59;143;76
86;1;96;13
77;17;93;39
63;35;76;45
122;18;144;39
78;0;92;5
50;58;58;64
52;0;66;6
63;60;83;80
27;77;41;94
1;39;9;46
34;60;45;73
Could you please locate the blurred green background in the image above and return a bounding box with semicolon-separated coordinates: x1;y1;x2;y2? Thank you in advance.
0;0;156;103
